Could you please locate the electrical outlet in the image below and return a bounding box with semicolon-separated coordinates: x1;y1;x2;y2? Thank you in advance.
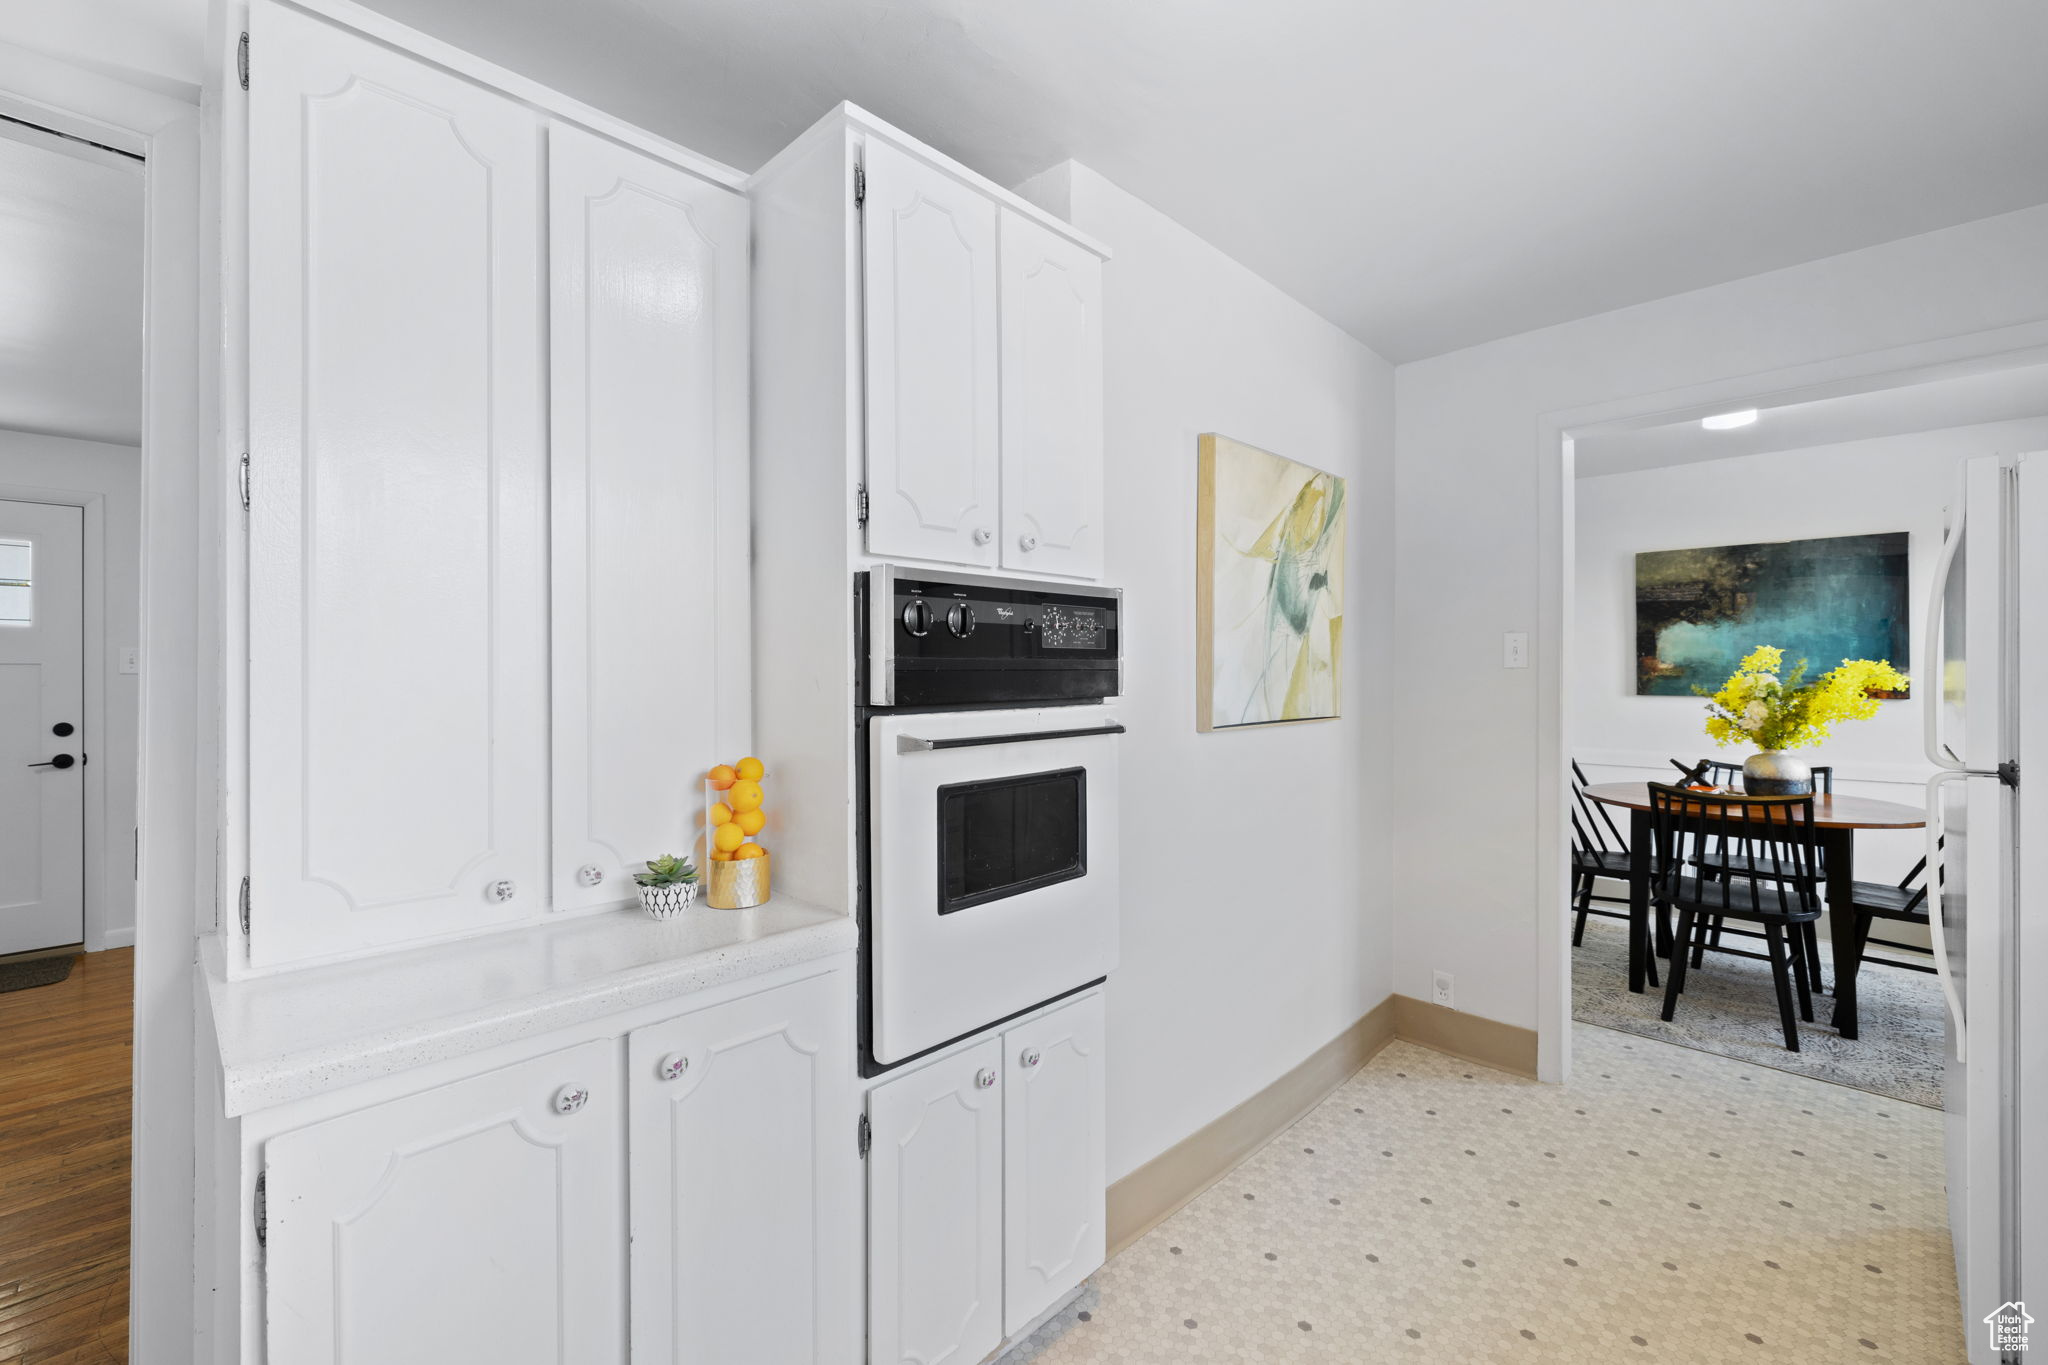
1502;632;1529;669
1432;970;1454;1008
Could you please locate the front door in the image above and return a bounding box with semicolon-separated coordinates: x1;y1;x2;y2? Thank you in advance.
0;499;85;954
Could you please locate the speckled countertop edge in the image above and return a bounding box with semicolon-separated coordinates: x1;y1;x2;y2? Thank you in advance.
202;906;857;1116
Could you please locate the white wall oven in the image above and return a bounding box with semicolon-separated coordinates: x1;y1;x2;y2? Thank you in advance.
859;568;1122;1073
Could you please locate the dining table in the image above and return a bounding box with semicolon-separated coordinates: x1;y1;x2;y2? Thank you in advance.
1580;781;1926;1040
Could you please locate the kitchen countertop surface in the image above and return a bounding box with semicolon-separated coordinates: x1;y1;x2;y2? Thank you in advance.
202;899;856;1115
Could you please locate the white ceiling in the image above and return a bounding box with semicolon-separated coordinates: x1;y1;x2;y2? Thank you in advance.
0;123;144;447
347;0;2048;362
1573;363;2048;479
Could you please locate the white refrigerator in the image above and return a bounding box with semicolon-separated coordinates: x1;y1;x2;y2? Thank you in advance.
1925;453;2044;1364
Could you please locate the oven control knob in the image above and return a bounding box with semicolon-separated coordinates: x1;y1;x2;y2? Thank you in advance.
946;602;976;638
901;599;932;637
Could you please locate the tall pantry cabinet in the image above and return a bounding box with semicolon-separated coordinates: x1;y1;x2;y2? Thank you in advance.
240;0;748;972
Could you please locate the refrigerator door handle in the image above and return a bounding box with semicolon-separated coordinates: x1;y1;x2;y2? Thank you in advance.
1924;464;1969;772
1923;770;1971;1062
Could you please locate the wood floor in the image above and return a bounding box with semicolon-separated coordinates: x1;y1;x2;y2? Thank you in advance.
0;948;131;1364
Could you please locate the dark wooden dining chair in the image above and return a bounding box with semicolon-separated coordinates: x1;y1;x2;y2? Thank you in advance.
1680;758;1832;990
1849;839;1942;976
1647;784;1822;1051
1570;761;1637;949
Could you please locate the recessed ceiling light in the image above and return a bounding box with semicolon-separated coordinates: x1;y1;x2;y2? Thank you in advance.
1701;409;1758;431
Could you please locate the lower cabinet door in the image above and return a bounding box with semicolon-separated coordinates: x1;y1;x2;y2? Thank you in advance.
627;969;859;1365
867;1038;1005;1365
263;1039;625;1365
1002;992;1107;1334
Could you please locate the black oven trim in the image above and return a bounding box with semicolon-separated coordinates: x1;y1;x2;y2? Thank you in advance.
935;767;1088;916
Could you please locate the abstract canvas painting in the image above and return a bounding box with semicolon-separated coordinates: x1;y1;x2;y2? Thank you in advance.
1197;434;1345;730
1635;531;1909;696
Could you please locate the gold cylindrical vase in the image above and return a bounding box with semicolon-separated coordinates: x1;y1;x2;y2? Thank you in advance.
705;854;770;909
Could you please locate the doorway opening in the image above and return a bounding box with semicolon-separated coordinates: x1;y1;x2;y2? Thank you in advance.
0;107;146;1358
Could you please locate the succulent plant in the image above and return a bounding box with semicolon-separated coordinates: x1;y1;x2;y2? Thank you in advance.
635;854;698;888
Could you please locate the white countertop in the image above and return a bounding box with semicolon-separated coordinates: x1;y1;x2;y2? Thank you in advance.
202;900;856;1115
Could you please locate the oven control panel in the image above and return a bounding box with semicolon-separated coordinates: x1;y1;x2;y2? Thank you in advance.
869;566;1121;707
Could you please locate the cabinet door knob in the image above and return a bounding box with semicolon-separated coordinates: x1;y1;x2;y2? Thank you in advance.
657;1052;690;1081
1019;533;1039;552
488;879;518;903
975;1067;997;1090
972;527;993;546
553;1083;590;1115
1020;1047;1042;1069
578;864;605;887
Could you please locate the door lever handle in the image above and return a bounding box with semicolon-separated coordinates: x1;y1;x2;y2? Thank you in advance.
27;753;76;770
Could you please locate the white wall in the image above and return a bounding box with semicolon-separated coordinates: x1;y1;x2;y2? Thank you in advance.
1393;202;2048;1035
1575;415;2048;893
0;428;142;949
1020;162;1397;1182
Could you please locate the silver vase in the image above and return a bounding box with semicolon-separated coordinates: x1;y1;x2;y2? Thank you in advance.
1742;750;1812;796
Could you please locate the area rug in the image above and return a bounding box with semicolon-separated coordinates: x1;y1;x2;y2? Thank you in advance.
0;953;79;994
1572;916;1943;1108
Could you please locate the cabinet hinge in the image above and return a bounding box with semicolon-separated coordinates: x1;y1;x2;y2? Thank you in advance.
1999;759;2019;788
857;1113;871;1159
853;162;865;209
253;1171;267;1250
238;453;251;511
238;875;251;937
855;483;869;529
237;32;249;91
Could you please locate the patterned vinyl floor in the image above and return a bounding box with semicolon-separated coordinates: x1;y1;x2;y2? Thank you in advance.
1011;1023;1964;1365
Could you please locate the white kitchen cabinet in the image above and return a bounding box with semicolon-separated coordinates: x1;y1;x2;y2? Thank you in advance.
548;122;751;912
998;210;1105;579
246;0;548;967
864;991;1107;1361
860;137;1003;568
627;969;859;1365
1001;992;1106;1334
866;1036;1006;1365
263;1038;626;1365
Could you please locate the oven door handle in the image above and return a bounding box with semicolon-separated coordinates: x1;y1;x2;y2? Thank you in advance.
897;723;1126;753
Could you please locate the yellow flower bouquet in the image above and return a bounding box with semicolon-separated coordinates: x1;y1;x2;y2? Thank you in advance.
1697;646;1909;794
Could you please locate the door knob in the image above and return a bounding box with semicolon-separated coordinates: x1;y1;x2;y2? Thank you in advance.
553;1083;590;1115
1019;533;1039;552
488;879;517;903
1019;1047;1042;1069
27;753;75;770
657;1052;690;1081
975;1068;997;1090
972;527;993;547
578;864;605;887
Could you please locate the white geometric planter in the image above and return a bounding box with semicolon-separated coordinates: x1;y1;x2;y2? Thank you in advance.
637;880;699;919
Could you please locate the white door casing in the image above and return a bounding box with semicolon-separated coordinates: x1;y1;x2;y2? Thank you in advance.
861;138;1000;568
998;211;1104;579
549;123;749;911
1002;992;1107;1334
0;500;85;953
247;1;548;966
627;970;859;1365
263;1038;626;1365
867;1038;1005;1365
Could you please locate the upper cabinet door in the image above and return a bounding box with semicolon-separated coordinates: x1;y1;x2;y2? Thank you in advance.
264;1039;626;1365
861;139;1001;567
1001;992;1107;1335
246;1;547;967
998;212;1104;579
867;1038;1005;1365
627;970;859;1365
548;125;750;912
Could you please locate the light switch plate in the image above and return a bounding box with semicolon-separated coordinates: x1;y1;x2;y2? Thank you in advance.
1503;632;1529;669
119;647;139;675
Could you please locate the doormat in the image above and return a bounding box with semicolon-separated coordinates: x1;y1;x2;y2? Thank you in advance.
0;953;79;994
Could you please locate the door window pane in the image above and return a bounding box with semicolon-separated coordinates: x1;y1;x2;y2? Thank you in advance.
937;767;1086;914
0;539;29;626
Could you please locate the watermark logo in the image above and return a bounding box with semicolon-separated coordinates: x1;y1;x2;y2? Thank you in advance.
1985;1301;2032;1353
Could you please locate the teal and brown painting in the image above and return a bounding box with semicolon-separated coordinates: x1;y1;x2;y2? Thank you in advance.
1634;532;1909;696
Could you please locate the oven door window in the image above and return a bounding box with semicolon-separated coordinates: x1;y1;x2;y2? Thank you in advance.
936;767;1087;914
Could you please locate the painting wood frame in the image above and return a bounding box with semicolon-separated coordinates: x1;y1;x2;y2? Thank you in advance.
1196;433;1345;732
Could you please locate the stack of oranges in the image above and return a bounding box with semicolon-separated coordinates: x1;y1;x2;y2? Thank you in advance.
706;757;767;862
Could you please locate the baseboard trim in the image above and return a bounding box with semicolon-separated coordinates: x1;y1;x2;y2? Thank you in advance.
92;927;136;951
1103;994;1540;1256
1391;994;1539;1078
1105;995;1398;1256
